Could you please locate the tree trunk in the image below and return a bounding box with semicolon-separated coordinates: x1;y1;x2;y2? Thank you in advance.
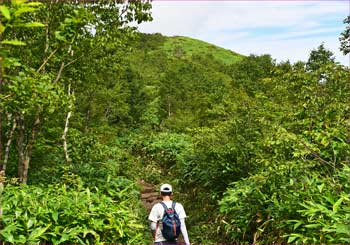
85;108;91;132
62;110;72;163
17;114;41;184
62;83;73;163
0;22;4;169
22;115;41;184
168;99;171;117
0;77;3;171
0;170;4;232
17;114;25;182
2;115;17;173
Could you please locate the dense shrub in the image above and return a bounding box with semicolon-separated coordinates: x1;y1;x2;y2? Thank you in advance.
0;180;148;244
219;163;350;244
125;132;193;183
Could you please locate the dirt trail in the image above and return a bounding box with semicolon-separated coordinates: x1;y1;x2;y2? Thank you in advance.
138;180;161;211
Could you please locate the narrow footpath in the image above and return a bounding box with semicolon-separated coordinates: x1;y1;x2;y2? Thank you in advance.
139;180;161;211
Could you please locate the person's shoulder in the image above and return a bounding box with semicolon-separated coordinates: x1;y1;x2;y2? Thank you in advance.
174;201;185;209
152;202;168;211
152;202;163;208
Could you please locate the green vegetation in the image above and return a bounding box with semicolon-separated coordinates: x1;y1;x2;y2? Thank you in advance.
0;1;349;244
163;36;243;64
2;177;146;244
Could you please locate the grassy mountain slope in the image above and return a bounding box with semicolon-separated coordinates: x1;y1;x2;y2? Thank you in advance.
163;35;243;65
127;33;244;83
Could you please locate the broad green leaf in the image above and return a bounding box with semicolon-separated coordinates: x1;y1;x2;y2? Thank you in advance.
287;236;298;243
0;22;5;33
1;40;26;46
11;0;27;4
293;221;303;230
317;183;324;193
0;5;11;20
55;31;66;41
52;212;58;222
17;22;45;28
27;219;34;229
336;224;350;234
333;196;344;213
304;223;321;228
83;229;99;238
324;194;335;205
14;6;36;16
26;2;42;7
4;234;15;243
27;225;51;242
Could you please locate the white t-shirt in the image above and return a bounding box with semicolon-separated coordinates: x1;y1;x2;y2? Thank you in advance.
148;201;187;242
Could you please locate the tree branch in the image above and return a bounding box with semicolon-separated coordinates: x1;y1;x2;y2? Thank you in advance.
53;61;65;84
36;48;58;73
300;140;333;167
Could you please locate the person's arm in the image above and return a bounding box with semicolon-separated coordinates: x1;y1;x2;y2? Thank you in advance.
150;221;157;238
180;218;190;245
149;204;160;241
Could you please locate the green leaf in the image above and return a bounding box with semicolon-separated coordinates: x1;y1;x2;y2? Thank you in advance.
336;224;350;234
0;22;5;33
0;5;11;20
14;6;37;16
5;234;15;243
1;40;26;46
52;212;58;223
27;225;51;242
317;183;324;193
25;2;42;7
293;221;304;230
83;229;99;238
27;219;34;229
304;223;321;228
17;22;45;28
55;31;66;42
11;0;27;4
333;196;344;213
287;236;298;243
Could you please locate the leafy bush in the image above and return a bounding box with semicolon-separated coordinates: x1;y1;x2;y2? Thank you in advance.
285;165;350;244
1;181;148;244
125;132;193;183
218;164;350;244
29;128;138;186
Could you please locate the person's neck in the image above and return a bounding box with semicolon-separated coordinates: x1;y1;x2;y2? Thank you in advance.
162;196;171;201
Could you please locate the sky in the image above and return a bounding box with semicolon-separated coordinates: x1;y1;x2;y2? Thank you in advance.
138;0;350;66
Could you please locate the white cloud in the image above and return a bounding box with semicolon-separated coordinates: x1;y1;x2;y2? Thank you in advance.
138;1;349;65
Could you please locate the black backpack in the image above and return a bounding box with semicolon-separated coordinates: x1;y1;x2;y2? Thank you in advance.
160;201;181;241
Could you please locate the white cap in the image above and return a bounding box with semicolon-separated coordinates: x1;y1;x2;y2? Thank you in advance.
160;183;173;193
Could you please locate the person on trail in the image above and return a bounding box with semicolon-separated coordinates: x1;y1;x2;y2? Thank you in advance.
148;183;190;245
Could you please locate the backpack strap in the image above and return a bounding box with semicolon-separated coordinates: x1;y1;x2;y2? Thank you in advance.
161;201;176;210
160;201;168;211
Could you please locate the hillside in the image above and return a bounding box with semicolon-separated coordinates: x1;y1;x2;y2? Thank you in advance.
122;33;242;131
163;35;243;65
135;33;243;65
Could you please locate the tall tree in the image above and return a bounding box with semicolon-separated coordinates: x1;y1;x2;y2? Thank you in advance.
306;43;335;72
339;15;350;55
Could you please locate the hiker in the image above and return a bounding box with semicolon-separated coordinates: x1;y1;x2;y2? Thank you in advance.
148;183;190;245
